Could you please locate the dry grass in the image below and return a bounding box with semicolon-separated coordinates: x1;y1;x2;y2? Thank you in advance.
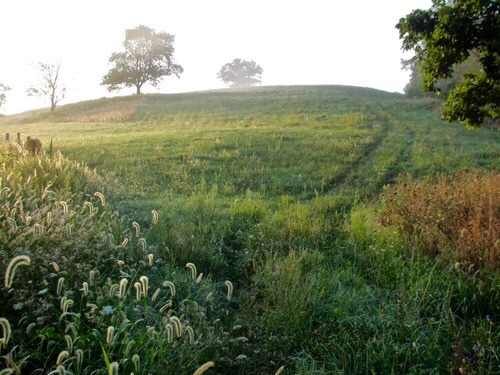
382;170;499;270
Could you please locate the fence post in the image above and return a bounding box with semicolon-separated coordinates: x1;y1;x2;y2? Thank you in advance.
5;133;9;141
17;132;21;143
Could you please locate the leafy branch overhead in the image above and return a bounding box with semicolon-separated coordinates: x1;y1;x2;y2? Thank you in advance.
101;25;183;95
396;0;499;128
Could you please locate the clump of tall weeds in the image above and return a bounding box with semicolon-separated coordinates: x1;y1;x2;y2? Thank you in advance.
0;142;236;374
381;170;498;271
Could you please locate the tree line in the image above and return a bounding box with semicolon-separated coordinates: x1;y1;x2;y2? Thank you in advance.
1;0;498;128
0;25;263;114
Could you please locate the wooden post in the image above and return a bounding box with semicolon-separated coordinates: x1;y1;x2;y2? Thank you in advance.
5;133;9;141
17;132;21;143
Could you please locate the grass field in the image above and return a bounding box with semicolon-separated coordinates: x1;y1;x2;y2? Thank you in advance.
0;86;498;374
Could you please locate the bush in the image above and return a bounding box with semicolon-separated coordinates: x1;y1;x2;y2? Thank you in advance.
381;170;499;271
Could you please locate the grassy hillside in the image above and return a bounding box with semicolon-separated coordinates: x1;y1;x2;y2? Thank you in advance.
0;86;498;374
1;86;497;200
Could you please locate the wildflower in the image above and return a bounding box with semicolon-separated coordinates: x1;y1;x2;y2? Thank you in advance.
102;305;114;315
473;344;479;351
12;302;24;311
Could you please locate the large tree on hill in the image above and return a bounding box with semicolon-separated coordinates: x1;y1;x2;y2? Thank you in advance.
0;83;11;110
217;58;263;88
396;0;499;128
102;25;183;95
27;61;67;113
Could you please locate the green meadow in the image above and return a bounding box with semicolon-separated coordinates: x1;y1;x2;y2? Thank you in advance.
0;86;498;374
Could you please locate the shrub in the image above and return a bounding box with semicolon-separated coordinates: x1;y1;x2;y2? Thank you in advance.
381;170;499;271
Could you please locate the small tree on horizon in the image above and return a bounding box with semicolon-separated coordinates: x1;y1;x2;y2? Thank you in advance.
101;25;183;95
27;61;66;113
0;83;11;111
217;58;263;88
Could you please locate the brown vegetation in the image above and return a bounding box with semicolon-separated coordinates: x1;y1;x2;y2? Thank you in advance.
25;137;42;155
381;170;499;270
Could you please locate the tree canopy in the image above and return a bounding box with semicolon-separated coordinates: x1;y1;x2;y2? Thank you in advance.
27;61;66;113
217;59;263;88
101;25;183;95
396;0;499;128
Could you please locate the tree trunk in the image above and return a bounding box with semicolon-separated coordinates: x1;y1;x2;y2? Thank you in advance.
136;85;141;95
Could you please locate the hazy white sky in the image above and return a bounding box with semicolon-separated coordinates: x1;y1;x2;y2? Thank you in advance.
0;0;431;114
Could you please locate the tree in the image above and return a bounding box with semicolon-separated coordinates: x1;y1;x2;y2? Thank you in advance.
27;61;67;113
396;0;499;128
402;52;482;98
101;25;183;95
0;83;11;110
217;59;263;88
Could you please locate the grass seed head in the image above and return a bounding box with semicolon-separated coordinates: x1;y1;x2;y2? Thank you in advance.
151;210;158;224
186;262;197;280
56;350;69;365
225;280;234;301
94;191;105;206
0;318;12;349
4;255;31;288
163;281;176;297
193;361;215;375
139;276;149;297
132;221;140;238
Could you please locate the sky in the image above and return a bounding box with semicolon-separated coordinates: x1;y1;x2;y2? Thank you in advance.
0;0;432;115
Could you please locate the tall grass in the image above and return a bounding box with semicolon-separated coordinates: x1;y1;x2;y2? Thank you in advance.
0;143;238;374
